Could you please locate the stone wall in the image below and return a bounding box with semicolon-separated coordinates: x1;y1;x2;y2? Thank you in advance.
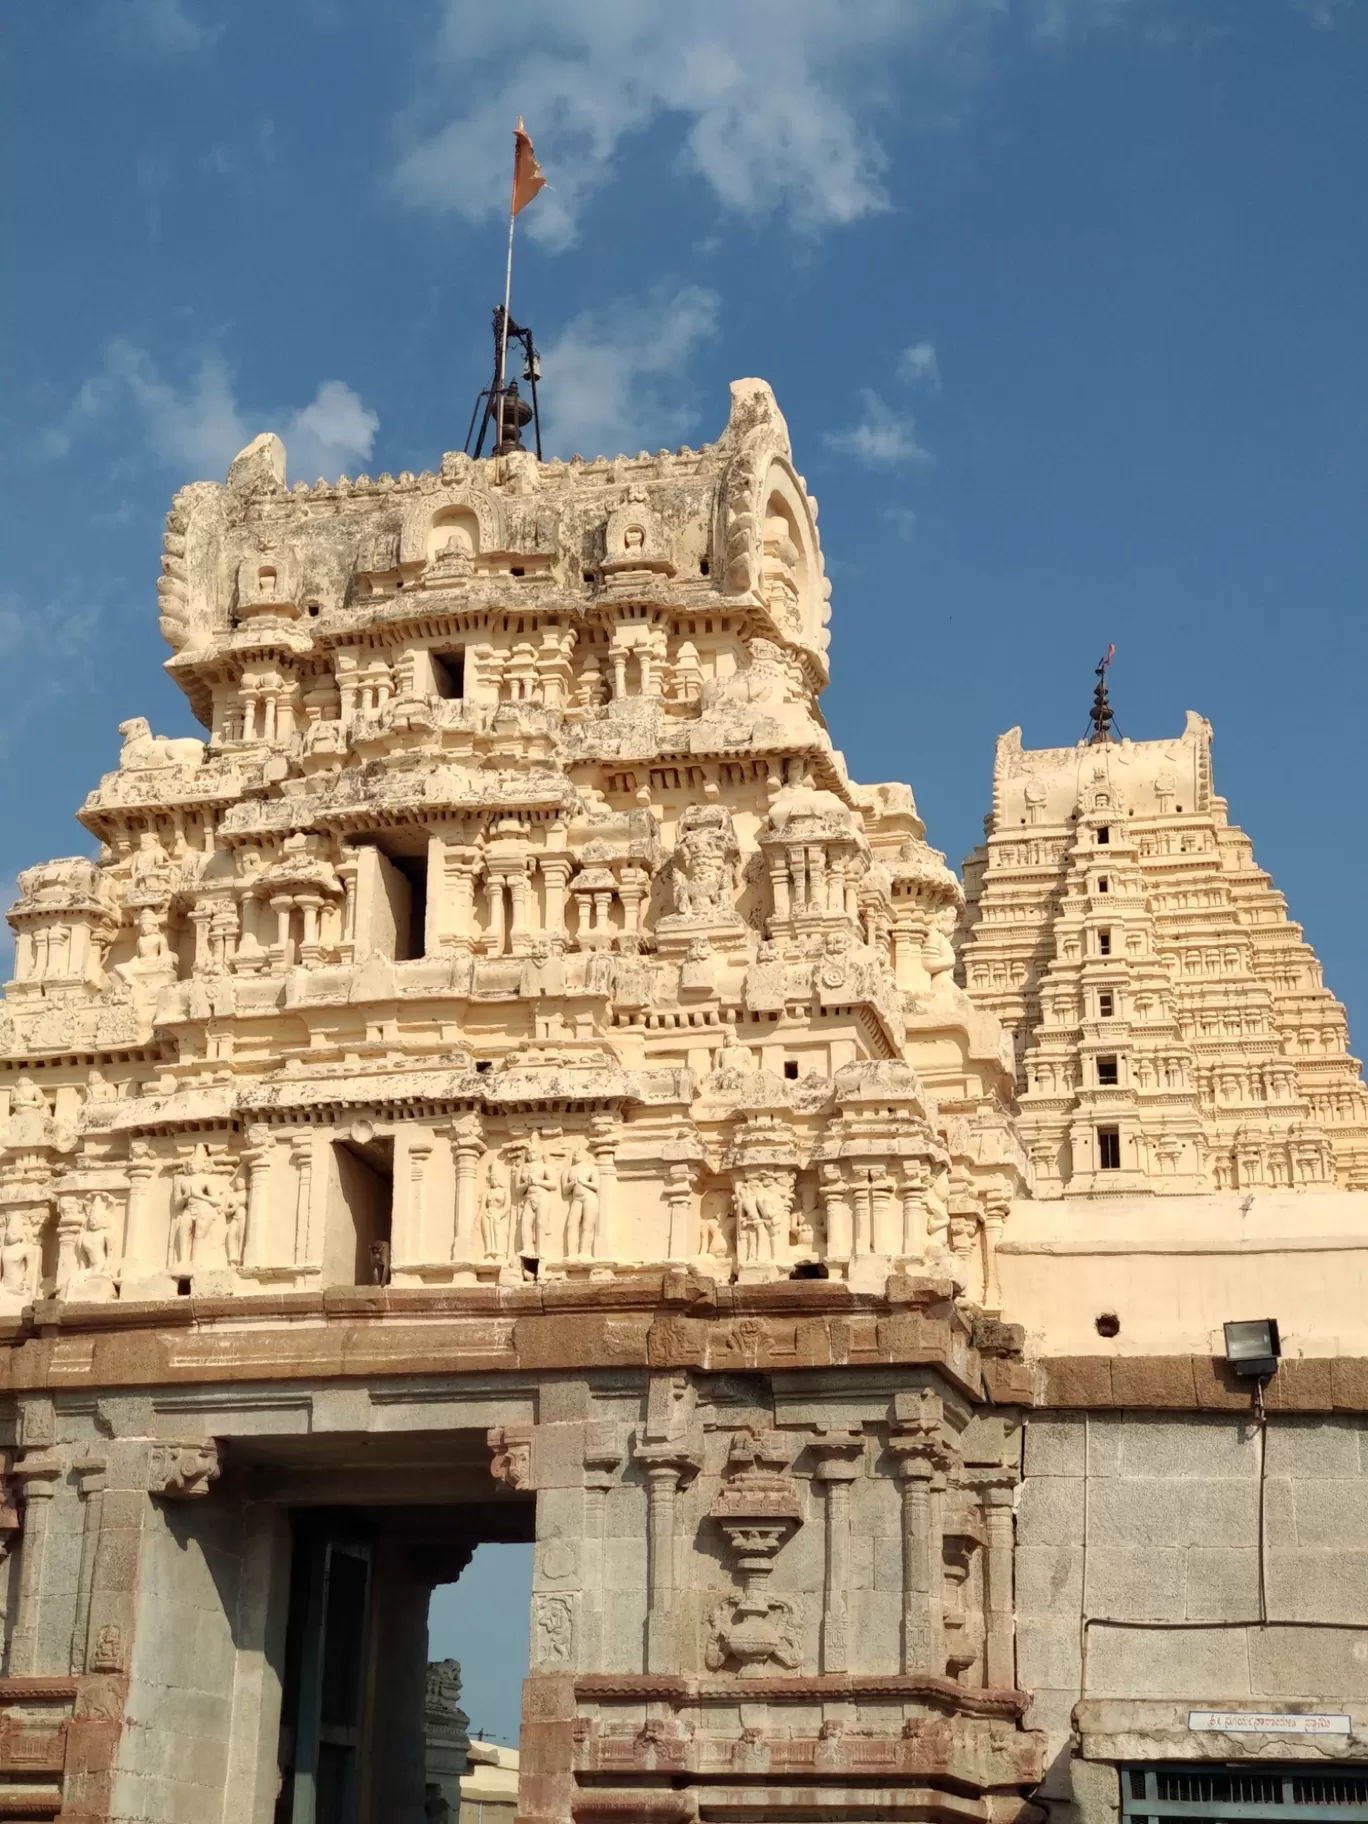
1019;1410;1368;1808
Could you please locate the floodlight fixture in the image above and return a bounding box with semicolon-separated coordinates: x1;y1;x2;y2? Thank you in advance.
1222;1318;1281;1380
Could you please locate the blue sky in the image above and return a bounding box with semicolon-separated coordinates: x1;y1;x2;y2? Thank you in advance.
3;0;1366;1032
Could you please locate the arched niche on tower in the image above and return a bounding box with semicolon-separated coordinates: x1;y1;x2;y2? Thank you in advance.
717;439;830;675
398;489;502;570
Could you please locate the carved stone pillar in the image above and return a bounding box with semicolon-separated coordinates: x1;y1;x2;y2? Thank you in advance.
189;900;215;975
888;1392;949;1677
243;1125;275;1268
509;863;533;951
870;1168;898;1256
767;856;791;925
634;1441;701;1674
588;1117;620;1261
633;1376;702;1676
451;1116;485;1258
539;854;573;953
289;1133;314;1265
982;1199;1007;1310
810;1429;864;1674
269;892;294;966
581;1422;624;1673
977;1473;1016;1689
663;1163;695;1260
296;891;324;966
121;1142;159;1278
395;1134;434;1265
819;1164;852;1268
70;1453;107;1674
484;876;507;957
9;1403;63;1676
900;1161;929;1263
618;866;649;948
337;856;359;963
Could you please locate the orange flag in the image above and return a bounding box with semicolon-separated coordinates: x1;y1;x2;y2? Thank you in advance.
512;119;546;217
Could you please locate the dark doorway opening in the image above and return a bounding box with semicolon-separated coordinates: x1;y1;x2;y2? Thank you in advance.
252;1431;534;1824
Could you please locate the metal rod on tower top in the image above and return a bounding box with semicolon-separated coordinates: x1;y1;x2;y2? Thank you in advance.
495;199;515;455
494;119;546;457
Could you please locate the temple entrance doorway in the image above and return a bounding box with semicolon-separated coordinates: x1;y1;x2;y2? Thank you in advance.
426;1544;534;1819
233;1430;533;1824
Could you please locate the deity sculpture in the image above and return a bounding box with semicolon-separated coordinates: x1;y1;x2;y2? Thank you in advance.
561;1153;600;1258
77;1194;113;1275
516;1154;558;1258
922;906;959;997
169;1145;233;1273
667;806;739;920
0;1213;40;1303
481;1159;511;1259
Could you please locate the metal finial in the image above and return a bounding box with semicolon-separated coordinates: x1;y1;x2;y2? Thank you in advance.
1085;643;1118;745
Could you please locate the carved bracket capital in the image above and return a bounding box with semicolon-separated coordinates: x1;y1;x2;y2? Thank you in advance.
147;1439;221;1499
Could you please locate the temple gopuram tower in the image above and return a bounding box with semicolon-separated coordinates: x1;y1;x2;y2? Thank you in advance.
957;709;1368;1196
0;383;1040;1824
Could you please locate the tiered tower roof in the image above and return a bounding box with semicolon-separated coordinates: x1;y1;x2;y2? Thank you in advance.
959;711;1368;1195
1;381;1022;1311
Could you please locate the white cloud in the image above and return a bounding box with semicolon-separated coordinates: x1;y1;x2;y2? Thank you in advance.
824;389;930;467
115;0;221;55
882;505;920;543
392;0;1357;244
538;284;721;460
44;343;379;482
897;342;942;391
392;0;994;247
283;381;382;481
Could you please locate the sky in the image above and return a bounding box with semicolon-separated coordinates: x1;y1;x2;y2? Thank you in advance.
428;1544;532;1747
2;0;1364;1731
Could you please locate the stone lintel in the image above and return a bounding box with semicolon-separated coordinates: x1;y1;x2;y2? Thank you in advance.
0;1278;995;1397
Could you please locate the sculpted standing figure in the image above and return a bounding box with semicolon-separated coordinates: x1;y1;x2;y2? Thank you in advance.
517;1155;558;1258
481;1160;511;1260
78;1195;113;1274
753;1175;792;1259
224;1178;247;1269
170;1145;230;1272
0;1214;40;1301
562;1153;599;1258
668;806;738;919
733;1179;763;1263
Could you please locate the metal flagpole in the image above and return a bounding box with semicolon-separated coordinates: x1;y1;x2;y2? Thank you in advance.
495;129;518;455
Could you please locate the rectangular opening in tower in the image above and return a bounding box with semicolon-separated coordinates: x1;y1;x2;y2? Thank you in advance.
1098;1125;1121;1169
352;841;429;961
329;1134;394;1284
431;650;465;699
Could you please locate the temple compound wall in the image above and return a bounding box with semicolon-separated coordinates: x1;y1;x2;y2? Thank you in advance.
1;376;1367;1824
